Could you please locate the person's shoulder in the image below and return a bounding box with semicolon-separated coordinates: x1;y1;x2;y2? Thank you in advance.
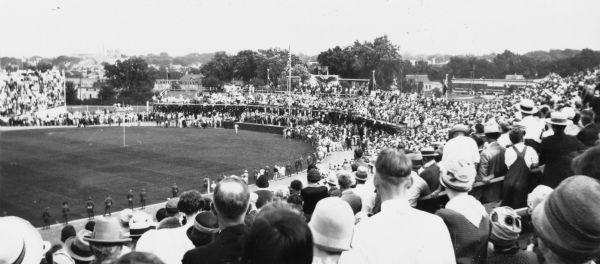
182;245;210;263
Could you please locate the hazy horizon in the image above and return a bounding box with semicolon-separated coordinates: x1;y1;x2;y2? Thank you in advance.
1;0;599;58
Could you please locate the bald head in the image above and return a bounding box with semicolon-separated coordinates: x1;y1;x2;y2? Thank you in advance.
213;176;250;221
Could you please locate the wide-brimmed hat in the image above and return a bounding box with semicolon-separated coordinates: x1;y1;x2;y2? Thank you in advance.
484;123;501;134
449;124;470;135
421;147;440;157
128;211;154;238
532;176;600;262
546;111;569;126
515;99;538;114
64;230;94;262
119;209;134;227
326;172;338;186
186;212;219;247
0;216;45;264
165;198;179;215
187;212;219;238
354;166;368;182
309;198;355;252
84;217;132;244
439;159;476;192
406;152;423;162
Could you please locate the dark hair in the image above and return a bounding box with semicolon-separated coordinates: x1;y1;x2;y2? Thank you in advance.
354;148;363;159
242;209;313;264
571;146;600;181
60;225;76;243
551;124;566;132
337;173;354;189
581;109;594;125
375;148;412;181
307;164;318;172
177;190;204;215
256;176;269;188
471;135;484;148
85;220;95;232
213;177;250;220
113;252;165;264
290;180;303;192
351;163;358;172
286;194;303;206
509;128;525;144
155;208;168;223
485;132;501;140
475;123;484;134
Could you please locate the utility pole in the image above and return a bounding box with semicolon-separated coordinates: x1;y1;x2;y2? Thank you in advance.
288;44;292;94
372;70;376;91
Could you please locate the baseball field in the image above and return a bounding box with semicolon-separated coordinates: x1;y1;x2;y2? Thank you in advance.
0;126;313;226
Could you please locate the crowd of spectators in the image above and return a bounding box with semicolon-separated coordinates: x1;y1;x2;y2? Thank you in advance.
0;69;66;125
4;142;600;264
3;67;600;264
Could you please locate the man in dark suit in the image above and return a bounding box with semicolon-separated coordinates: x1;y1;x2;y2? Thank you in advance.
182;176;249;264
576;109;599;147
539;112;586;188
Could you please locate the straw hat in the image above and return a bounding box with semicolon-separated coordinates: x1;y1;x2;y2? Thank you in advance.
128;211;154;238
515;99;538;114
84;217;132;244
484;123;501;134
0;216;46;264
64;230;94;262
546;111;568;126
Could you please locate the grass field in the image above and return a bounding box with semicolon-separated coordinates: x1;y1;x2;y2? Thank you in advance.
0;127;313;226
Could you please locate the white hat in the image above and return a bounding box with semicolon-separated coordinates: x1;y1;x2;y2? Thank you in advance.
546;112;569;126
516;99;538;114
561;107;576;120
128;211;154;237
484;123;501;134
309;197;355;252
0;216;45;264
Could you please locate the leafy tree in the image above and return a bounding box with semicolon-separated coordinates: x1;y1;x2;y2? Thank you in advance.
201;76;223;89
65;81;78;104
200;52;234;83
103;57;155;104
233;50;259;82
316;35;403;89
98;84;117;104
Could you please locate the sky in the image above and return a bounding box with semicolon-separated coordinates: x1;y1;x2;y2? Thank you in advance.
1;0;599;58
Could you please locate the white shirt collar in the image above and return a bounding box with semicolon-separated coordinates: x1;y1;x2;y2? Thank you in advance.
381;198;411;212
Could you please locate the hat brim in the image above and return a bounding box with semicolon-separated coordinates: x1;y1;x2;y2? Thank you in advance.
83;236;131;244
8;217;45;264
545;119;568;126
515;104;538;114
63;237;95;262
309;226;350;253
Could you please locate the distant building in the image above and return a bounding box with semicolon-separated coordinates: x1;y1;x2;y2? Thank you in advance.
450;77;536;95
505;74;525;80
67;78;101;100
405;74;444;94
154;74;204;92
